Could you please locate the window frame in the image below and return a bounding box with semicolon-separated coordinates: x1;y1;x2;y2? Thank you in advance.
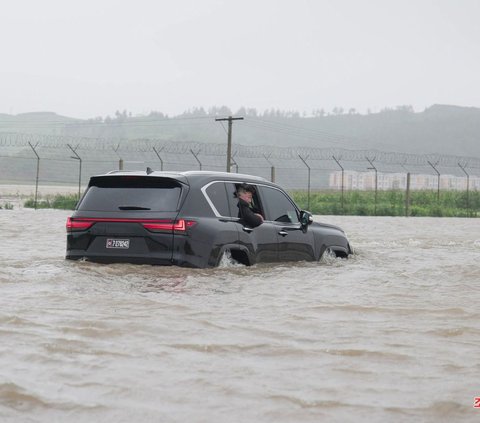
202;180;264;219
202;180;299;223
201;181;231;217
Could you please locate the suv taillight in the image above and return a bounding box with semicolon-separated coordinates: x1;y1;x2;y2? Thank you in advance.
66;217;94;232
66;217;196;234
142;219;196;233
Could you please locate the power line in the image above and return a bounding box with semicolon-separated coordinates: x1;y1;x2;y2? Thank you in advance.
244;117;400;151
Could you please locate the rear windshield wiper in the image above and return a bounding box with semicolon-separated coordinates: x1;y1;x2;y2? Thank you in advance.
118;206;151;210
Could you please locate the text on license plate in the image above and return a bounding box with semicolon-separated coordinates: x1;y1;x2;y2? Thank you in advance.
106;239;130;249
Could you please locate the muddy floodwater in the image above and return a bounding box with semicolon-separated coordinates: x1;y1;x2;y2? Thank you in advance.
0;208;479;422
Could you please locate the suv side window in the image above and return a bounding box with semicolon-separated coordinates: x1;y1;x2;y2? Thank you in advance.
225;183;264;219
205;182;230;216
260;187;299;224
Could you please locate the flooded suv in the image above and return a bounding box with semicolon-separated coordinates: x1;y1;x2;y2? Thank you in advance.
66;170;352;268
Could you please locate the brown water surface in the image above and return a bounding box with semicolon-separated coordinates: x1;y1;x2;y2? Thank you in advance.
1;209;479;422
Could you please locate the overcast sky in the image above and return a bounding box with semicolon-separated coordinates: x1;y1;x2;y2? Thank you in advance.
1;0;479;119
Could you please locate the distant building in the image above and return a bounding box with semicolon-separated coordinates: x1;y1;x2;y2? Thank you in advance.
329;170;480;191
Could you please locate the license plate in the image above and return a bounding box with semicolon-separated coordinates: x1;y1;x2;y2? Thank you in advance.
106;239;130;249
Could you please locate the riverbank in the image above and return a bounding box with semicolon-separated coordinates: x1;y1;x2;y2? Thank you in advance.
0;184;79;208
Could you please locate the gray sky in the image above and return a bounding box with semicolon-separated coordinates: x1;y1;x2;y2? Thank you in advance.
1;0;479;118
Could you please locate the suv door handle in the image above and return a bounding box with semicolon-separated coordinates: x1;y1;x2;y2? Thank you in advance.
278;230;288;237
242;227;253;233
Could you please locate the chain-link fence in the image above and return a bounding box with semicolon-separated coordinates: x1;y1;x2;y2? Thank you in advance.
1;132;479;215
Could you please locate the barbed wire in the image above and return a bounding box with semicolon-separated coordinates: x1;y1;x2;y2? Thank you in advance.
1;131;480;171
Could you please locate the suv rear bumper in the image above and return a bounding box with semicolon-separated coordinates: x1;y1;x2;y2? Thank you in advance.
66;251;173;266
66;248;209;268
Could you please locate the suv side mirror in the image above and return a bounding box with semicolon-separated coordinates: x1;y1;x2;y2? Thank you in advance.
300;210;313;226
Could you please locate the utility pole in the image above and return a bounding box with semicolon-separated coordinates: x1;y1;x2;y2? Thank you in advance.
215;116;244;172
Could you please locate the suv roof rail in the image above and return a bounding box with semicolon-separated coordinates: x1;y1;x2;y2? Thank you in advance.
101;169;268;182
180;170;268;181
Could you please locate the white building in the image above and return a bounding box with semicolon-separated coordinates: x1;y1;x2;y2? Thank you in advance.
329;170;480;191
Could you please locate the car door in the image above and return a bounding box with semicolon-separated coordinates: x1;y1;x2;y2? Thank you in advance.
225;182;278;263
201;180;240;247
258;186;315;262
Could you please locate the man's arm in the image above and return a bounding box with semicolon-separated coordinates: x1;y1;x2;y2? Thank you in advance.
238;200;263;227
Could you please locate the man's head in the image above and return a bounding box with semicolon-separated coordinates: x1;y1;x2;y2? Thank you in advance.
237;183;255;203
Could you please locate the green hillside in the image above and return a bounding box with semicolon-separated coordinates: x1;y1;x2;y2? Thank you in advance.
1;105;479;158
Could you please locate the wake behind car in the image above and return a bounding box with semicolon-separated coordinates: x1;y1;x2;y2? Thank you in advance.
66;170;352;268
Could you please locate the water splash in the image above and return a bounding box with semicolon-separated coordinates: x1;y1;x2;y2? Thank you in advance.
217;249;245;268
319;247;338;265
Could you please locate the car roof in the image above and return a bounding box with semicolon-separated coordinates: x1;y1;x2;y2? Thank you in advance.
94;169;269;186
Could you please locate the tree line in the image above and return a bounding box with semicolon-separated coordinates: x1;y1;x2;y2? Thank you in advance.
85;104;416;123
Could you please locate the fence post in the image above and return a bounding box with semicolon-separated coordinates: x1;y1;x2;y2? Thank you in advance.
298;154;311;210
67;144;82;200
332;155;344;214
28;142;40;210
427;160;440;202
231;154;239;173
366;157;378;215
458;162;470;215
263;154;275;182
190;149;202;170
405;172;411;217
113;144;123;171
153;146;165;171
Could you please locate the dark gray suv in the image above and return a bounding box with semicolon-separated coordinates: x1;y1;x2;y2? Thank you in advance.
66;170;352;267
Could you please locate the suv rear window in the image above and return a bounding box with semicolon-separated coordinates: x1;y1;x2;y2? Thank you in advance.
78;176;183;212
